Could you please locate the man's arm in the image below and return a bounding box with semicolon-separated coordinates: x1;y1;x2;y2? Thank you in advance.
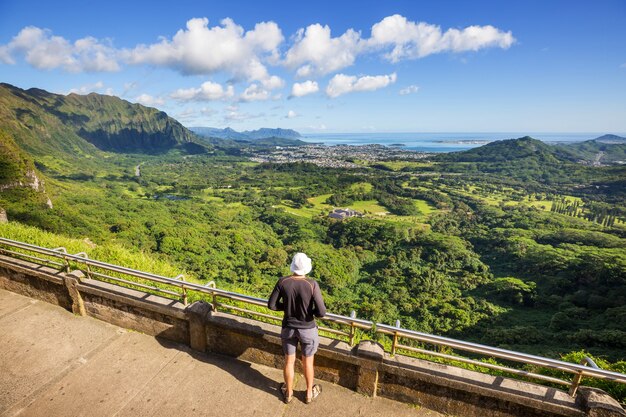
268;282;283;311
312;282;326;318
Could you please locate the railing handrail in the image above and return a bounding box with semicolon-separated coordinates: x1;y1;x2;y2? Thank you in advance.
375;324;626;384
0;237;373;329
2;236;626;389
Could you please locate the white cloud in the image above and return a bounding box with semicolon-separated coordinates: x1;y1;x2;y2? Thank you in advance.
134;93;165;107
326;72;397;98
240;83;271;102
290;80;319;98
224;109;264;122
125;17;283;85
68;81;105;95
282;15;513;76
284;24;364;76
200;107;216;116
262;75;284;90
170;81;234;101
0;26;119;72
286;110;298;118
399;85;419;95
369;15;515;62
174;108;198;121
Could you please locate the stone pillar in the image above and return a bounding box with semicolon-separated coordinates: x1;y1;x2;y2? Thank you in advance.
0;207;7;223
185;301;212;352
576;387;626;417
355;340;385;397
63;271;86;316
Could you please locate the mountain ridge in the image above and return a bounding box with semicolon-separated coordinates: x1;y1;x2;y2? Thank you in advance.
0;83;207;154
0;83;209;207
190;126;302;141
559;134;626;165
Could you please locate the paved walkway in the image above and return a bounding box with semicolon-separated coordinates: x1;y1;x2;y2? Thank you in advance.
0;289;442;417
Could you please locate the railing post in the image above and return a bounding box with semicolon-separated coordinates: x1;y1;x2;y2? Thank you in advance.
569;357;598;397
392;319;401;356
569;371;584;396
52;247;70;272
206;281;217;311
176;275;188;306
74;252;90;279
349;310;357;346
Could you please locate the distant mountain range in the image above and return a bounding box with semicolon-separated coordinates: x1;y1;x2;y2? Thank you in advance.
190;126;305;146
190;126;301;140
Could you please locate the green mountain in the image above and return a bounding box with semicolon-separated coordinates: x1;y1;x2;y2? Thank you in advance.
248;136;306;146
435;136;578;164
0;83;210;210
244;128;301;140
430;136;609;186
559;134;626;165
0;83;207;155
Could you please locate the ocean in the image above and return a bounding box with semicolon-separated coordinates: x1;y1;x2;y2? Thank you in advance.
300;132;612;153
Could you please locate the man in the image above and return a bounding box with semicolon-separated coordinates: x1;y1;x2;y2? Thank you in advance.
268;252;326;404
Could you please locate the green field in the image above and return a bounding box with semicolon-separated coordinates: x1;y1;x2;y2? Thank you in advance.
275;192;437;223
368;160;435;171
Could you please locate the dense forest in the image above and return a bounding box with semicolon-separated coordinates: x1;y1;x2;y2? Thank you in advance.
1;85;626;399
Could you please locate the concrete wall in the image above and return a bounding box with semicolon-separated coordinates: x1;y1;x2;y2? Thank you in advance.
1;254;624;417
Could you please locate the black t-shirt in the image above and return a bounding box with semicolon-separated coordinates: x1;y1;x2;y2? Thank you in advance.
268;275;327;329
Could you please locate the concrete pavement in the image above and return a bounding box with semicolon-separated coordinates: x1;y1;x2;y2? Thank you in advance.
0;288;442;417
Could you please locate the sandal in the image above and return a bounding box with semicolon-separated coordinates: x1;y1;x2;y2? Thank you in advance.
280;383;293;404
305;384;322;404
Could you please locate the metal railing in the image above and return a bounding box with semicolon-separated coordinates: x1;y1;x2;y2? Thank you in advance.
0;237;372;346
376;323;626;396
1;236;626;396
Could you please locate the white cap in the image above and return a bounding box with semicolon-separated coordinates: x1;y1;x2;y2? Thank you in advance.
290;252;312;276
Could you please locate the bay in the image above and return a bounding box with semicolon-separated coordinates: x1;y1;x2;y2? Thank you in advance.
301;132;612;153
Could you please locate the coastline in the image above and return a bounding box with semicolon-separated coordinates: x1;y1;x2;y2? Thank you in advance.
299;132;614;153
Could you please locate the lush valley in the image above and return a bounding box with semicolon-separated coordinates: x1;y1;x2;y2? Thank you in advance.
1;87;625;398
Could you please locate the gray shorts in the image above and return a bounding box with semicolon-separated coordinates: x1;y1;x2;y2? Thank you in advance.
281;327;319;357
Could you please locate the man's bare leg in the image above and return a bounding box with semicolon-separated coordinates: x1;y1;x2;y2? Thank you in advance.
283;354;296;397
302;354;315;398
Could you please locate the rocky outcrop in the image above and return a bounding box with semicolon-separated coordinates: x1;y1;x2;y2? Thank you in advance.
0;169;53;209
0;169;42;192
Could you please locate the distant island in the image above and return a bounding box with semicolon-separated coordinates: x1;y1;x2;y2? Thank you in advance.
435;140;492;145
388;143;407;147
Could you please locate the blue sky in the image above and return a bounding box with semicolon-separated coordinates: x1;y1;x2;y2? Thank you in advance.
1;0;625;133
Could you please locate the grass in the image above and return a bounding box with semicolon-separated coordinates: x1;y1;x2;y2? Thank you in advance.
275;193;437;229
437;183;576;213
0;221;184;278
414;199;436;216
369;161;434;171
527;200;554;211
276;203;323;218
349;182;373;193
350;200;388;214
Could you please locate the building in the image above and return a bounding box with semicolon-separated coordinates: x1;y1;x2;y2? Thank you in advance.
328;208;363;220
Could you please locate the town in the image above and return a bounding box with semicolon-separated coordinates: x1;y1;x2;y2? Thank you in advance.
247;143;430;168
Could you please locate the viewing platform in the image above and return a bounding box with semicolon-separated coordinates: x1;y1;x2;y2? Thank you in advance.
0;288;441;417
